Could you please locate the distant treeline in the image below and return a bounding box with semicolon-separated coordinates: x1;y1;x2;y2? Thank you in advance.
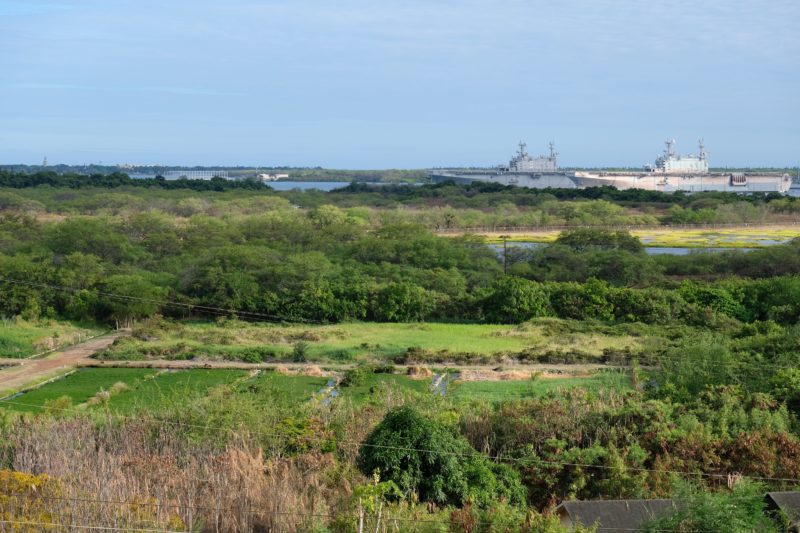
0;170;267;191
2;206;800;330
335;179;790;206
0;166;428;183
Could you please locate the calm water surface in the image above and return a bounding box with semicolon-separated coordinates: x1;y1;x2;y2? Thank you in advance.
488;242;760;256
268;181;351;191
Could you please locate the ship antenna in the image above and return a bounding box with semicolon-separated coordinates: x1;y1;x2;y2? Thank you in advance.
664;139;676;158
698;138;707;160
518;141;527;156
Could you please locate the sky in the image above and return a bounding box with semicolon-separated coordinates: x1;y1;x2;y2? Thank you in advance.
0;0;798;168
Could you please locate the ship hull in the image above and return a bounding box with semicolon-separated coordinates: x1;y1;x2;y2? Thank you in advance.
429;170;791;194
574;171;792;193
429;171;580;189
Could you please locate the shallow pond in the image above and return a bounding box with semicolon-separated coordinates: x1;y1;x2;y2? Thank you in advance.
487;242;760;256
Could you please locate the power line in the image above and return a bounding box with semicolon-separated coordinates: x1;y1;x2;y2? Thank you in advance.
6;275;800;373
0;519;185;532
0;276;324;325
2;280;800;483
0;486;765;533
2;397;800;485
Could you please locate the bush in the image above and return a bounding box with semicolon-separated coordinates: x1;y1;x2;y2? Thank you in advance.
357;406;526;507
238;346;277;364
340;365;371;387
372;364;396;374
556;228;643;253
482;276;550;323
328;349;355;362
643;481;776;532
291;341;309;363
371;282;435;322
548;278;614;321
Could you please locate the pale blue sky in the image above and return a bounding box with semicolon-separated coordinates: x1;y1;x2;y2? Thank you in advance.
1;0;798;168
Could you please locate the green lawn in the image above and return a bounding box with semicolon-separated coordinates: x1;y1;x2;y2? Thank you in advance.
106;369;248;412
449;371;631;403
0;368;249;414
0;368;153;412
337;373;431;403
237;370;330;403
0;319;103;358
100;319;639;364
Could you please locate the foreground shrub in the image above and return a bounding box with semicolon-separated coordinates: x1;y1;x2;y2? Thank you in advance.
643;481;777;532
357;406;526;507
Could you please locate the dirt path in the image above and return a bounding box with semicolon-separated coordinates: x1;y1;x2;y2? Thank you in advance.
80;359;617;380
0;331;127;395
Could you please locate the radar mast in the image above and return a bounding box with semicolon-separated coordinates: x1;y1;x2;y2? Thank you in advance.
698;139;708;161
664;139;676;158
548;141;558;164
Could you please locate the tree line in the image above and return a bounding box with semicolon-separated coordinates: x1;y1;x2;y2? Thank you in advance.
2;211;800;330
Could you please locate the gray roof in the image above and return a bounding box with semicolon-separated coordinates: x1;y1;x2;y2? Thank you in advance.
766;492;800;524
558;499;678;530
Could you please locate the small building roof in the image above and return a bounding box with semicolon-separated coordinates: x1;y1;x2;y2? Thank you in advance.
557;499;678;531
766;492;800;526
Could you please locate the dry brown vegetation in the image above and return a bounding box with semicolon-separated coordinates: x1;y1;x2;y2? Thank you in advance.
2;417;344;532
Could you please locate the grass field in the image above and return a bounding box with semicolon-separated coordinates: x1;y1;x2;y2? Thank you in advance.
449;371;631;403
0;319;103;358
338;373;431;403
236;370;330;403
0;368;153;412
0;365;630;415
100;319;640;364
106;369;248;412
0;368;248;413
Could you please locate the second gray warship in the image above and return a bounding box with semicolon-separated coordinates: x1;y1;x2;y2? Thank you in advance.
429;142;579;189
575;139;792;193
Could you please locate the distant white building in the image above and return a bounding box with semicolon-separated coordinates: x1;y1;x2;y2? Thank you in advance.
163;170;229;180
257;173;289;182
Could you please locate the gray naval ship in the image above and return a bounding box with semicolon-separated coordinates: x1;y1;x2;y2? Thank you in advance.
430;140;791;193
429;141;579;189
574;139;792;193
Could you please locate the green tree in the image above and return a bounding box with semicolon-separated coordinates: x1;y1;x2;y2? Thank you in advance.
99;274;166;327
47;218;140;263
482;276;550;323
548;278;614;321
556;228;643;253
357;406;526;507
371;282;434;322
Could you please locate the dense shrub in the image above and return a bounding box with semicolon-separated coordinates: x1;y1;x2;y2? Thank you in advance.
482;277;551;323
357;406;526;507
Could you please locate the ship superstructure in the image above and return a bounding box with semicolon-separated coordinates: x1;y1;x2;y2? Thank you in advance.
430;139;791;193
429;141;579;189
504;141;558;172
651;139;709;174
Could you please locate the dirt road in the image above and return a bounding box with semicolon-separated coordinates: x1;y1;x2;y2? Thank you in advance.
0;331;126;395
80;359;617;381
